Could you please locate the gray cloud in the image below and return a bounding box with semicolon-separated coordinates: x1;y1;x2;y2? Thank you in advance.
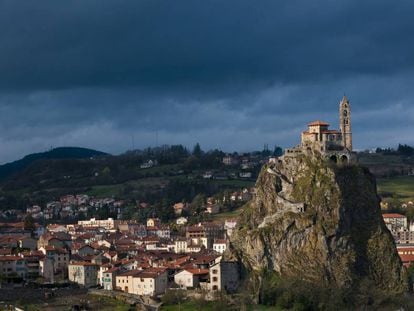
0;1;414;163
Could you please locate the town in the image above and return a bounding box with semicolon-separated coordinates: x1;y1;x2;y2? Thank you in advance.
0;185;249;306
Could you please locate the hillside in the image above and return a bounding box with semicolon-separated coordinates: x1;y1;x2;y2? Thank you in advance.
0;147;108;181
0;147;257;212
1;148;413;217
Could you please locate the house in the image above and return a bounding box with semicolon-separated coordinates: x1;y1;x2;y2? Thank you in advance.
47;224;67;233
397;246;414;267
176;217;188;226
103;251;118;263
241;188;252;201
213;239;227;254
186;223;224;241
38;232;72;249
0;248;12;256
78;218;120;231
173;203;188;216
206;204;220;214
175;238;188;254
116;270;141;293
239;172;252;179
21;251;43;278
187;244;202;253
140;160;157;169
397;231;414;244
97;239;112;249
0;256;27;279
101;266;120;290
68;262;99;287
208;261;239;293
158;226;171;239
131;268;168;296
72;244;96;256
39;246;69;274
222;155;239;166
0;236;19;248
147;218;160;228
382;213;407;233
174;268;209;289
39;258;55;282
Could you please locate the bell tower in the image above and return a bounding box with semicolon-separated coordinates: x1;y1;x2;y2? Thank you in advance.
339;95;352;151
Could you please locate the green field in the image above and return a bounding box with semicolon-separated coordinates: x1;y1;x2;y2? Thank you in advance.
359;153;407;165
377;175;414;200
211;205;246;221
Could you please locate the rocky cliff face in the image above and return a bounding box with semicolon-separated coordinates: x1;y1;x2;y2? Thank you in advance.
227;151;406;298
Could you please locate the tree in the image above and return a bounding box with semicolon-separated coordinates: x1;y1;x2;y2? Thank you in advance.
273;146;283;157
160;198;174;222
190;193;206;214
406;206;414;223
23;214;35;232
398;144;414;156
161;289;186;305
192;143;203;158
261;144;271;157
407;263;414;292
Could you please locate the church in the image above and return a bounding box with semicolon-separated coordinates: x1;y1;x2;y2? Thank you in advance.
285;96;354;163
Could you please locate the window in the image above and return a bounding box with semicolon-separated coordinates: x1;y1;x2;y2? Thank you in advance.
213;277;218;282
212;269;218;274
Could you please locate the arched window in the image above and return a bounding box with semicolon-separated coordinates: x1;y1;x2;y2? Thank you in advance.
343;110;348;116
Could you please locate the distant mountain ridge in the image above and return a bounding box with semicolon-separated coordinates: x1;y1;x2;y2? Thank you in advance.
0;147;108;181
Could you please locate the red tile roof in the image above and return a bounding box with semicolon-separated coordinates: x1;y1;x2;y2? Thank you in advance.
308;120;330;126
69;261;99;267
382;213;406;218
183;268;209;275
0;256;23;261
104;267;120;273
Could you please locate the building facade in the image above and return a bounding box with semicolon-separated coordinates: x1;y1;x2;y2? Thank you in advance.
68;262;99;287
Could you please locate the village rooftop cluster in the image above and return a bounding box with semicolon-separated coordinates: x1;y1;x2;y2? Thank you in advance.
0;213;241;297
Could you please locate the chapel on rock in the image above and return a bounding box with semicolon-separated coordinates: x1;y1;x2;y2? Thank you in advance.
285;95;355;163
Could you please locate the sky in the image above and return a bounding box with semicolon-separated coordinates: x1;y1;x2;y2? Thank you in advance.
0;1;414;164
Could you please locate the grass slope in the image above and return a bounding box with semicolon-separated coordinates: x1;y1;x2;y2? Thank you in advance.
0;147;107;181
377;175;414;200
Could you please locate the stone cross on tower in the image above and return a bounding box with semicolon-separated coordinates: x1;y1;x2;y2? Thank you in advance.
339;95;352;151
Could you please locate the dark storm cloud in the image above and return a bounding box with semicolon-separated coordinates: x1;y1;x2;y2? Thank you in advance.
0;0;414;163
1;0;414;90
